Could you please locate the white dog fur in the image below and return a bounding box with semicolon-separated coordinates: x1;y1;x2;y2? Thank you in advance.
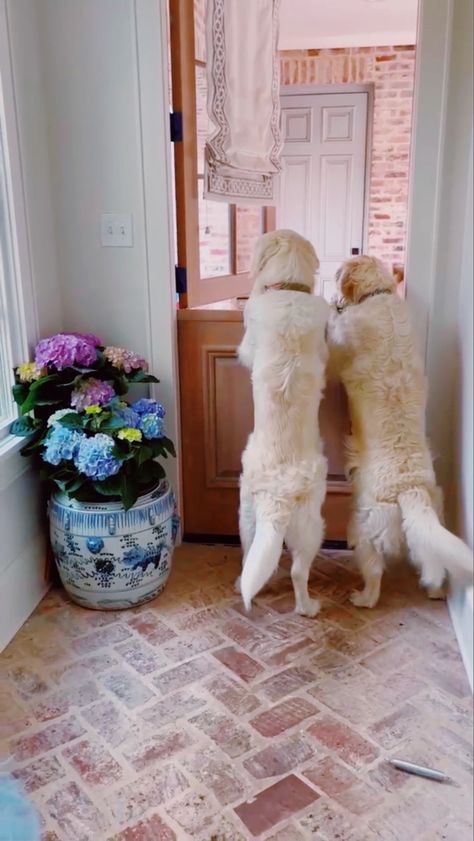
328;254;473;607
237;230;329;615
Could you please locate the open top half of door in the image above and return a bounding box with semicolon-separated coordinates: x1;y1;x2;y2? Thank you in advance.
169;0;275;308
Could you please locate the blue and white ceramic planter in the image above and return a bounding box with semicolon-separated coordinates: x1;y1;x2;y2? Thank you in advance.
48;481;179;610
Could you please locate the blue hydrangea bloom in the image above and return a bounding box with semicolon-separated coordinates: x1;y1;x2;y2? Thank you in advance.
74;433;121;481
112;406;140;428
42;426;83;465
138;413;165;440
132;398;165;418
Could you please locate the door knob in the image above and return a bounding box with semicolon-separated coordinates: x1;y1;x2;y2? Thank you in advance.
351;247;360;255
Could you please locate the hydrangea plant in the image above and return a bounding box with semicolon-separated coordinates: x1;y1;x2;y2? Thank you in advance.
11;332;175;509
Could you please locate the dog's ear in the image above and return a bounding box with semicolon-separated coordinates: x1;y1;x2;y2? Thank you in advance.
302;238;320;274
251;233;284;277
340;268;357;302
393;263;404;285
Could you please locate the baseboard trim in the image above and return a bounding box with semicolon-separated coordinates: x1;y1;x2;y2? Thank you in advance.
183;535;348;550
0;534;50;652
448;585;474;692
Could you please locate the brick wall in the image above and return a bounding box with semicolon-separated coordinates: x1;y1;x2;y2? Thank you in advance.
280;46;416;269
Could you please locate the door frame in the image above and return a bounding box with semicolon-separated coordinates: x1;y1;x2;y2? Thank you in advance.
136;0;453;538
279;83;374;258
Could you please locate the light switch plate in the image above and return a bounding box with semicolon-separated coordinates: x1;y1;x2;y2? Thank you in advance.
100;213;133;247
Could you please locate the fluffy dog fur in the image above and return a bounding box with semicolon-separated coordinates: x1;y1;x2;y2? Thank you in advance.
328;255;473;607
237;230;329;615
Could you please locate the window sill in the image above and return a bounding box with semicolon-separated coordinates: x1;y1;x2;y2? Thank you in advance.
0;433;31;491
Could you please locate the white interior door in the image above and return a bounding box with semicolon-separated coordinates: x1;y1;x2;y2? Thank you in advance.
278;90;368;301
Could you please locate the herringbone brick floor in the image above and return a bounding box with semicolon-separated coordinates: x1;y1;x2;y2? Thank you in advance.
0;545;472;840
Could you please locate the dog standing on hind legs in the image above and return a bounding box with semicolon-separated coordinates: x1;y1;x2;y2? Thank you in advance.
327;254;473;607
236;229;329;616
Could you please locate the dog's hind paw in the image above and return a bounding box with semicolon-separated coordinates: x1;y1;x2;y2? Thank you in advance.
426;585;447;600
350;589;378;609
296;598;321;618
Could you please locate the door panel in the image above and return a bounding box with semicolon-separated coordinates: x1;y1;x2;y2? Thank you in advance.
279;157;312;235
279;90;368;302
178;311;351;539
203;347;253;487
320;156;352;257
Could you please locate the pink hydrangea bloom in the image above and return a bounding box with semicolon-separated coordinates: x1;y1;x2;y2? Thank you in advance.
71;378;115;411
103;346;148;373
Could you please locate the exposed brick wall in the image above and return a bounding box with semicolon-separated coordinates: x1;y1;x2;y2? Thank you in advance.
280;46;416;270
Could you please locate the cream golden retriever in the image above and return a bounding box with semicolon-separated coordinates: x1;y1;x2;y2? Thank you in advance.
328;255;473;607
237;230;329;615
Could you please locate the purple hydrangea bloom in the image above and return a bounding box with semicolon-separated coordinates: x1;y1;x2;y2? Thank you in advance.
70;332;103;347
138;413;165;440
42;426;84;466
71;378;115;411
35;333;102;370
74;433;121;481
132;399;165;418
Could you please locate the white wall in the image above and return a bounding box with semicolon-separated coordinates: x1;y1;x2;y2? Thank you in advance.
417;0;473;686
0;0;64;649
450;139;473;689
0;0;178;649
37;0;179;494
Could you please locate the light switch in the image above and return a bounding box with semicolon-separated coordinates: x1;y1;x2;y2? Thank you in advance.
100;213;133;247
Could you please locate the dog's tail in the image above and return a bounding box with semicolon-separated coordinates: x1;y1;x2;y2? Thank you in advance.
398;487;473;588
240;520;286;611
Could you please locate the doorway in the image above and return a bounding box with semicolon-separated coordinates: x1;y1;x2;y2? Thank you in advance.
279;87;371;300
170;0;418;539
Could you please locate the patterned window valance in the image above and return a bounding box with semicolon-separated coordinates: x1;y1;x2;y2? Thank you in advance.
204;0;282;205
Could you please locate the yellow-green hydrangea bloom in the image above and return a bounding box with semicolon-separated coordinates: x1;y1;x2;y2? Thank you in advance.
16;362;46;383
117;427;143;443
85;405;102;415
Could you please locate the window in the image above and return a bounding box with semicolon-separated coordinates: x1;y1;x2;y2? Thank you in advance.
0;122;20;439
0;11;36;445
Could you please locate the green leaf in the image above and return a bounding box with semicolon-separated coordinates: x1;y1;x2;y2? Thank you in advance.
161;436;176;458
20;433;46;456
58;413;85;430
65;477;87;493
93;475;123;496
28;374;58;393
68;485;95;502
10;415;40;437
127;370;160;384
111;444;135;462
98;417;126;433
137;446;153;466
138;460;165;485
120;475;139;510
12;383;29;406
115;375;129;396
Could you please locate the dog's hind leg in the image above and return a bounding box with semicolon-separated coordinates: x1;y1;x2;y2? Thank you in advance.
425;487;447;600
286;505;324;617
236;483;256;594
350;541;384;608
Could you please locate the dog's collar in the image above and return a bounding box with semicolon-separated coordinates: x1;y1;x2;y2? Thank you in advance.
336;288;392;313
264;282;312;294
